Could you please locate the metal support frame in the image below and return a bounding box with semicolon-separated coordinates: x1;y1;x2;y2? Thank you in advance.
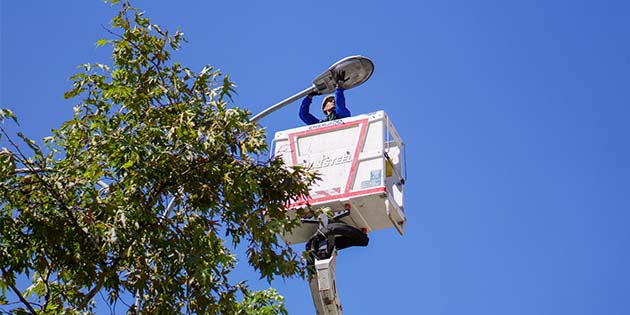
308;249;343;315
303;204;369;315
306;212;344;315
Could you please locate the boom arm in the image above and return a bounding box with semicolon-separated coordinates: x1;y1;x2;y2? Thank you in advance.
309;251;343;315
305;211;369;314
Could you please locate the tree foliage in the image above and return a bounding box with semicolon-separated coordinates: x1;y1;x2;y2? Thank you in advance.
0;1;316;314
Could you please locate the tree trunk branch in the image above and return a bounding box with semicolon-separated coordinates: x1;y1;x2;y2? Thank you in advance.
1;267;38;314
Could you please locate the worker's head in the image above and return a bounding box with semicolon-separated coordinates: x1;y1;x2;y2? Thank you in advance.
321;95;335;114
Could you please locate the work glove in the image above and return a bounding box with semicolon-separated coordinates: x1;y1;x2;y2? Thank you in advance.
335;70;347;84
308;91;321;98
335;70;347;88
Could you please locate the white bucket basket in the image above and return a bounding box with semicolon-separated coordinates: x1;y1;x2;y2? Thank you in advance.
273;110;406;245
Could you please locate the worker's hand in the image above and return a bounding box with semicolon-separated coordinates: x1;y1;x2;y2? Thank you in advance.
308;91;320;98
335;70;347;88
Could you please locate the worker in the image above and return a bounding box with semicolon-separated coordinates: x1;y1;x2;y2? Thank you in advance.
299;70;350;125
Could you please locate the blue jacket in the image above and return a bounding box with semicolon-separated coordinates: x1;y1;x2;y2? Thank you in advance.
299;87;351;125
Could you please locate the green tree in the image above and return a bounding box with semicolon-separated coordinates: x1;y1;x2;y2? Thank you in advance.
0;1;315;314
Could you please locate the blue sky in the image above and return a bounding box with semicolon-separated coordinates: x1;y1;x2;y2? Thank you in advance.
2;0;629;314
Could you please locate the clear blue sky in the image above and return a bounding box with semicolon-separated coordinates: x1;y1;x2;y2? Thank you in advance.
2;1;629;314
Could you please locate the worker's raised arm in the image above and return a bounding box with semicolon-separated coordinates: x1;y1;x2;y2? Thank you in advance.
334;87;350;118
299;94;320;125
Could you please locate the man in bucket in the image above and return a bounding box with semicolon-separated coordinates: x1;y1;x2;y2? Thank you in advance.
299;70;350;125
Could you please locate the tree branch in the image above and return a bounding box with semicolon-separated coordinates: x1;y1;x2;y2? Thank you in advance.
1;267;38;314
80;272;107;309
42;253;52;310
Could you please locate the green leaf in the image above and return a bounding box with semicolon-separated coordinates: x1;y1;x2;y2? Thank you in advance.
96;38;108;47
121;159;134;169
0;108;18;123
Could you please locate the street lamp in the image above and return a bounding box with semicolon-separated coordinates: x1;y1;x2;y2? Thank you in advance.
251;55;374;122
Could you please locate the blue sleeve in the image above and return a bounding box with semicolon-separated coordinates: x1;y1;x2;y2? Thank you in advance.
299;96;320;125
334;87;351;118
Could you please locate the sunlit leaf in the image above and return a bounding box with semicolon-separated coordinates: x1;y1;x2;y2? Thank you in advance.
96;39;108;47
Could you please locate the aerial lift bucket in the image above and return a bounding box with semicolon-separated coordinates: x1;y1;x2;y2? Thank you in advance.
272;110;406;245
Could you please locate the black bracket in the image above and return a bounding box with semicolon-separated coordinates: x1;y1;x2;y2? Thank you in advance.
301;208;351;225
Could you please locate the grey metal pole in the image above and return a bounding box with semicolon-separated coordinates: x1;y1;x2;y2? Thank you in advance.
251;85;316;123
